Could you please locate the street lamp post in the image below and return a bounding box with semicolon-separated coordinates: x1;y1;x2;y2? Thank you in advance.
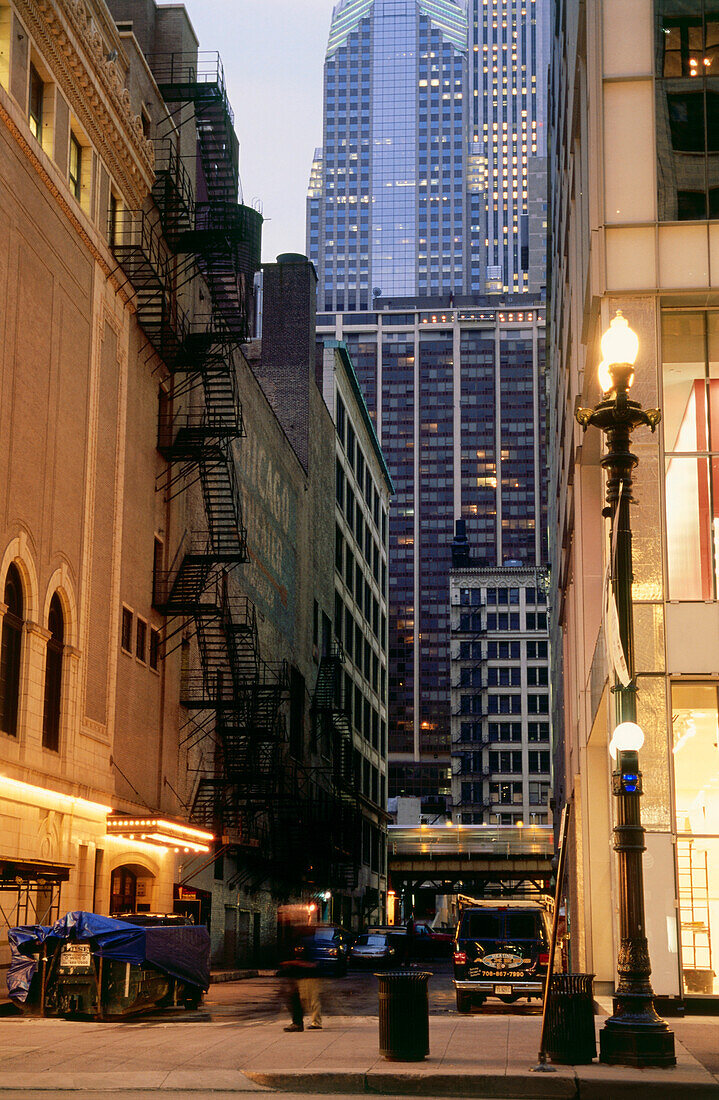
576;312;676;1068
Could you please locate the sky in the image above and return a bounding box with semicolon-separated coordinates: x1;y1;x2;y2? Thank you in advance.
177;0;331;263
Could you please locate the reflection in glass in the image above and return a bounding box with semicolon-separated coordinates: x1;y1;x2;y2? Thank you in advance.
662;311;719;598
671;683;719;995
657;1;719;218
665;455;713;598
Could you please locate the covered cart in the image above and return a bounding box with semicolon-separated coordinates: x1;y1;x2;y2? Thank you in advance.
7;911;210;1018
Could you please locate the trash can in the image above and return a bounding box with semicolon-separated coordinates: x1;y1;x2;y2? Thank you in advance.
545;973;596;1064
376;970;431;1061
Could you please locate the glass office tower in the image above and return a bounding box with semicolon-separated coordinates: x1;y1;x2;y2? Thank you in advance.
309;0;470;310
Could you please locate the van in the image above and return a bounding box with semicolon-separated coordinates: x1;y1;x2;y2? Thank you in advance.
453;903;550;1012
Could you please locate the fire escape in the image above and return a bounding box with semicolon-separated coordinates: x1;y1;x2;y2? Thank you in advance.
303;643;362;890
110;51;286;865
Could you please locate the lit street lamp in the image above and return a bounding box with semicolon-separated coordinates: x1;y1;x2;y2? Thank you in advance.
576;312;675;1067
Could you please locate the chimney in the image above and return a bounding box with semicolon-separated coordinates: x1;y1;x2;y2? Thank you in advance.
256;254;317;471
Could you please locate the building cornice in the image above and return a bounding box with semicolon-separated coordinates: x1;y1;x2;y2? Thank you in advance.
17;0;154;208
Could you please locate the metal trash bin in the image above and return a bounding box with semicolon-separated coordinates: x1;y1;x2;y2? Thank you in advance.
545;973;596;1064
377;970;431;1061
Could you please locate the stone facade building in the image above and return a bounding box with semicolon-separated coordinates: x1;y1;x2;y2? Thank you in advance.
549;0;719;1000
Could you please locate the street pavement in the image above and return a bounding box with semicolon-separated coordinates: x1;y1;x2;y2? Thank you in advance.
0;963;716;1098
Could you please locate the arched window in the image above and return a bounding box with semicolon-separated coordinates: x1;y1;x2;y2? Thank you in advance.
42;593;64;752
0;564;23;737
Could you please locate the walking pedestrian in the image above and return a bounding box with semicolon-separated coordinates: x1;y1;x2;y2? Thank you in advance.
278;920;322;1031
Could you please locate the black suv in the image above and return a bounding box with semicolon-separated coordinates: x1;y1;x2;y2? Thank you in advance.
453;904;550;1012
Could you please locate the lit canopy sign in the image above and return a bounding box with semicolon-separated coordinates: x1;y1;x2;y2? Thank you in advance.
106;816;214;853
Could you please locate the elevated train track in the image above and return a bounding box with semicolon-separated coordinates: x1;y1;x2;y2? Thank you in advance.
388;825;554;897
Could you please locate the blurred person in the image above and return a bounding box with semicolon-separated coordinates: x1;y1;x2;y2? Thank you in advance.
279;921;322;1031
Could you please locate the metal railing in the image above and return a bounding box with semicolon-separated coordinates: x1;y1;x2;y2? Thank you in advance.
148;51;234;126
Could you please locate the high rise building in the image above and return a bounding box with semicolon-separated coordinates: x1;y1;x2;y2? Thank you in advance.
308;0;549;304
309;0;470;309
468;0;549;293
318;302;547;810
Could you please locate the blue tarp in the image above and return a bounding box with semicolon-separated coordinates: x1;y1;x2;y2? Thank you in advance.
7;912;210;1002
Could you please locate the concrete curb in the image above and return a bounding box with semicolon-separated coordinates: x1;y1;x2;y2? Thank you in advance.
210;970;260;983
242;1069;719;1098
0;1067;715;1096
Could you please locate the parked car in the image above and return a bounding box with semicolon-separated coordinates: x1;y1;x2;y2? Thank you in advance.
453;903;551;1012
412;922;454;958
295;924;351;975
349;930;407;968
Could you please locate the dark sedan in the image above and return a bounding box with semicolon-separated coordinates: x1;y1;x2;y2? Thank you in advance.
296;924;351;975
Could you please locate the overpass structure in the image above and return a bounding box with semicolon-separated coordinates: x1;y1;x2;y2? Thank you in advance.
387;825;554;898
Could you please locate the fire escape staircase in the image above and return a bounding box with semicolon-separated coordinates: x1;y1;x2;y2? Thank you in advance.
187;583;289;834
309;644;362;890
149;52;252;340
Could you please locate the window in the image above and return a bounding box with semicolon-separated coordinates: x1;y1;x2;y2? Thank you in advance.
528;721;549;742
336;459;345;509
657;0;719;219
0;565;23;737
42;594;64;752
671;681;719;995
28;64;43;139
149;628;160;672
336;395;346;445
528;750;550;773
152;537;164;607
136;618;147;663
69;133;82;200
335;525;344;571
121;607;133;653
663;311;719;598
108;192;119;247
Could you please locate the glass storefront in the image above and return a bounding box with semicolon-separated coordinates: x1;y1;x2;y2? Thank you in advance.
663;311;719;600
671;682;719;995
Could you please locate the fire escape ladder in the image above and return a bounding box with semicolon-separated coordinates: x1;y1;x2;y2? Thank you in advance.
152;138;194;247
312;644;354;793
153;530;219;616
110;209;189;367
199;449;248;564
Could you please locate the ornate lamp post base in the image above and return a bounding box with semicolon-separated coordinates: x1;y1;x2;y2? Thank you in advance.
600;1015;676;1067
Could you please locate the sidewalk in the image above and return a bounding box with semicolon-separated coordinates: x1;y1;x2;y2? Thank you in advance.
0;1012;716;1097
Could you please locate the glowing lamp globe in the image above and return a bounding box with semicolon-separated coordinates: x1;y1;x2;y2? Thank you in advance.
609;721;645;760
597;360;614;394
601;311;639;368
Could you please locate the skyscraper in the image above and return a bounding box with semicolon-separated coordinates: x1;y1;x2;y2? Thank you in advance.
468;0;549;293
318;303;547;811
309;0;470;309
308;0;548;303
